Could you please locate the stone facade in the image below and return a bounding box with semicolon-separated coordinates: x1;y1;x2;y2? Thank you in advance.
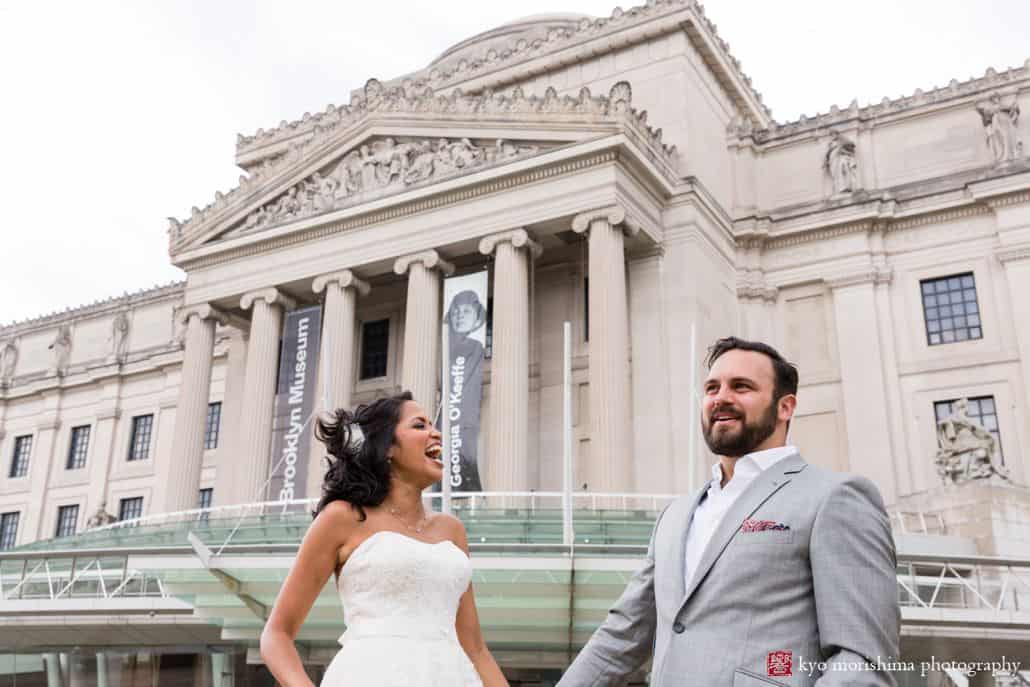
2;1;1030;549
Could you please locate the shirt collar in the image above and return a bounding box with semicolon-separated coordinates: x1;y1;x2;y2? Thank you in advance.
707;445;798;489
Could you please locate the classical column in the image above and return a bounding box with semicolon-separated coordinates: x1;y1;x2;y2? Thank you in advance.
394;250;454;411
162;304;226;513
572;206;636;492
829;270;897;503
312;270;370;412
214;328;249;506
237;288;296;503
479;229;540;491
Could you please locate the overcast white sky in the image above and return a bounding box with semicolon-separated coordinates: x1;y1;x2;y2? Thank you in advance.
1;0;1028;326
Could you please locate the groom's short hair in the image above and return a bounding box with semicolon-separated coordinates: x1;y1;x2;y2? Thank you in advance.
705;337;799;401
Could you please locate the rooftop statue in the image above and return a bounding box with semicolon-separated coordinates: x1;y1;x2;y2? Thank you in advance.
85;501;117;529
824;130;859;195
975;92;1022;165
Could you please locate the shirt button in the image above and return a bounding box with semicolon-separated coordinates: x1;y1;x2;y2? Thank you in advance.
673;622;685;634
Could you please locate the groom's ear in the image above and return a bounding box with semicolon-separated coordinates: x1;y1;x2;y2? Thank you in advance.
777;393;797;422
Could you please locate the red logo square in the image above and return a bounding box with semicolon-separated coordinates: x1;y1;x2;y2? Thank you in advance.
767;650;793;677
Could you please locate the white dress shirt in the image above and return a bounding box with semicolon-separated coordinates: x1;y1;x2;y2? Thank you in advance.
684;445;797;591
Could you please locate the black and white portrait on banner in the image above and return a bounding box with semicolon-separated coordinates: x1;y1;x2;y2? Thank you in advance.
443;271;488;492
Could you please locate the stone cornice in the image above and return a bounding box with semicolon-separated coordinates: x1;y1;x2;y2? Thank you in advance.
393;249;455;277
178;150;619;272
826;266;892;290
736;283;778;302
731;59;1030;144
240;288;298;312
0;281;184;335
235;0;767;160
312;270;371;296
994;242;1030;264
478;228;542;259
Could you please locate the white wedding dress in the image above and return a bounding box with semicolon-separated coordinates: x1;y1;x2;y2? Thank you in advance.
320;530;484;686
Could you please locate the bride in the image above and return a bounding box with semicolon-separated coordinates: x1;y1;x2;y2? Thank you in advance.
260;392;508;686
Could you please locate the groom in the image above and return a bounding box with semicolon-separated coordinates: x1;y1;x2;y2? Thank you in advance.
558;337;899;686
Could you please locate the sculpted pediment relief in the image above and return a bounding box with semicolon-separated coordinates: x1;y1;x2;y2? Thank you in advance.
227;136;540;239
168;80;675;257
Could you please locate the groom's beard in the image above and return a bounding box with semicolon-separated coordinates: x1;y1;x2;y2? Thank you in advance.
702;399;778;458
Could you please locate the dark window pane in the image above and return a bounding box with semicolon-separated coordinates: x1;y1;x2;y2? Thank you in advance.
128;415;153;461
55;505;79;538
922;273;981;347
927;320;941;333
948;277;961;290
930;333;941;344
971;327;982;338
9;435;32;478
923;295;936;307
927;307;939;320
942;330;955;343
963;289;977;302
204;402;221;450
66;425;91;470
921;282;934;296
359;319;390;380
118;497;143;521
0;512;19;550
962;275;974;288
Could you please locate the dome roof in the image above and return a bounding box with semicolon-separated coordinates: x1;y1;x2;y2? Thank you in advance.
430;13;592;68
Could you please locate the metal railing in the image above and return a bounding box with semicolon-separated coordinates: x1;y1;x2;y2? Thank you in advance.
0;554;168;602
897;554;1030;613
890;510;948;536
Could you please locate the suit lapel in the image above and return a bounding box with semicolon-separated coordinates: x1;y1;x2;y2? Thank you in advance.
678;453;807;611
669;484;709;605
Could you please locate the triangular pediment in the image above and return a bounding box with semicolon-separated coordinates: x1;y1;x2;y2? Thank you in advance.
220;134;545;242
167;81;675;257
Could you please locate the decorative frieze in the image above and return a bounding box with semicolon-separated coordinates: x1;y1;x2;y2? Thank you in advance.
239;137;539;236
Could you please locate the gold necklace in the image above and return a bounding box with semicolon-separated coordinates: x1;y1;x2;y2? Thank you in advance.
387;505;428;534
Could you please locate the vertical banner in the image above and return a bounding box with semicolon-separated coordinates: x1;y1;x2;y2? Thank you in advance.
443;271;488;492
269;305;322;502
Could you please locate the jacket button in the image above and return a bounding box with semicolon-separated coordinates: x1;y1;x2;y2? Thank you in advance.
673;622;685;634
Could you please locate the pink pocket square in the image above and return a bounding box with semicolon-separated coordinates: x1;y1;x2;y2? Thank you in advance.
741;518;790;533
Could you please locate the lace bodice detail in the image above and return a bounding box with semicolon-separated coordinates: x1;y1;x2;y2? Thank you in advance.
338;530;472;641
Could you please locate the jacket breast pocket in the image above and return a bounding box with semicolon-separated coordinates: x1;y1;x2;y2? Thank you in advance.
733;668;788;686
736;529;794;545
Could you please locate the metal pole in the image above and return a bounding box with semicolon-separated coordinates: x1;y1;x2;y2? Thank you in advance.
687;321;699;496
441;322;453;516
562;321;574;547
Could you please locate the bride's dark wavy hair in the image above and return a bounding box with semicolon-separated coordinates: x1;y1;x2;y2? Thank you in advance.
313;391;413;520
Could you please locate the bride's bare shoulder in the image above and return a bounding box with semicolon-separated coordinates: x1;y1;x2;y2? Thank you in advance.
308;500;363;543
433;512;470;551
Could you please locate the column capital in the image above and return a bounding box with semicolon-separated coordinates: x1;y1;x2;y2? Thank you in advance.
176;303;230;328
313;270;371;296
571;205;641;237
479;228;543;259
240;287;297;312
393;249;455;277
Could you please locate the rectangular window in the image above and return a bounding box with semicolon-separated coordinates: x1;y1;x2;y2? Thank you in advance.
198;488;213;510
55;504;79;538
584;276;590;342
0;512;19;550
359;319;390;380
118;496;144;522
197;488;213;522
128;414;154;461
204;402;222;450
66;425;91;470
484;297;494;359
9;435;32;478
934;396;1004;464
920;273;982;346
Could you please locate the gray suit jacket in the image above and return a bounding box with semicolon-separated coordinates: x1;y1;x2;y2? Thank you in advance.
558;453;900;686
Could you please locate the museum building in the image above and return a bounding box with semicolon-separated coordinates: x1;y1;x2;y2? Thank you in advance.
1;1;1030;685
